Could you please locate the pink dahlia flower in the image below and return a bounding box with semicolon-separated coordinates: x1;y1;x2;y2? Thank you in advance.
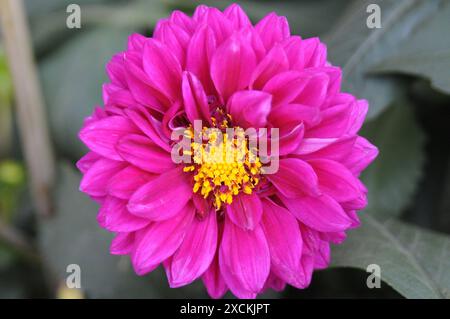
78;4;378;298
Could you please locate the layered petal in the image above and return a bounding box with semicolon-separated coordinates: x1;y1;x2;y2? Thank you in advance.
142;39;182;101
202;253;228;299
211;35;257;101
116;134;175;173
280;193;353;232
342;136;379;175
226;192;263;230
80;159;126;197
186;25;217;95
168;212;218;287
308;159;363;202
128;167;192;220
97;196;150;232
107;165;155;199
267;158;319;197
79;116;139;161
131;203;195;275
255;13;290;50
227;90;272;128
110;232;135;255
182;71;211;124
261;199;304;286
219;217;270;298
250;44;289;90
224;3;252;29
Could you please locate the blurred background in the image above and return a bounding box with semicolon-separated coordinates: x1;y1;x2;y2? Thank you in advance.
0;0;449;298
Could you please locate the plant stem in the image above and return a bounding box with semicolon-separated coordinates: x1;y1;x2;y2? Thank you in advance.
0;0;56;217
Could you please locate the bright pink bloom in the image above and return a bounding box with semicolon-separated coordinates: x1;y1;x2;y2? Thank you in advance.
78;4;378;298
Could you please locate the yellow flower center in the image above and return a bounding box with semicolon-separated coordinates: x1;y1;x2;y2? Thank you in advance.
182;113;262;210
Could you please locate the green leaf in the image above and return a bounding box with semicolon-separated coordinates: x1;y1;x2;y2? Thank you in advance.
371;1;450;95
30;1;169;55
325;0;441;119
39;162;208;298
331;214;450;298
40;28;134;159
360;100;425;220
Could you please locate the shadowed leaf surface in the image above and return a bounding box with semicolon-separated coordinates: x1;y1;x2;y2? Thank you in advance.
325;0;441;119
331;214;450;299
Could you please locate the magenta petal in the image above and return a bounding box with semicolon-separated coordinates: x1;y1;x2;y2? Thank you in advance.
116;134;174;173
280;193;352;232
263;71;309;107
142;39;182;102
219;218;270;298
224;3;252;29
314;240;331;270
211;35;257;101
182;71;211;124
294;137;338;155
170;10;195;34
76;152;100;174
321;231;347;245
153;20;190;67
131;203;195;274
347;99;369;135
264;272;286;292
80;159;126;197
322;66;342;97
79;116;138;161
107;166;155;199
127;33;147;51
255;13;290;50
186;25;217;96
267;158;319;198
202;253;228;299
192;193;210;217
282;36;305;70
293;71;329;108
201;7;233;45
269;103;320;128
308;159;362;202
103;84;136;109
227;90;272;128
250;44;289;90
110;232;135;255
236;27;266;62
125;107;171;152
298;136;356;162
343;137;379;175
226;192;263;230
106;53;127;87
124;51;169;112
302;37;327;68
192;4;209;21
277;123;305;156
127;167;192;220
306;97;353;138
260;198;303;286
168;212;218;288
97;196;150;232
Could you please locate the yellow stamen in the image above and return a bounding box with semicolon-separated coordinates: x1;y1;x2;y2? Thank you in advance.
182;114;262;210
